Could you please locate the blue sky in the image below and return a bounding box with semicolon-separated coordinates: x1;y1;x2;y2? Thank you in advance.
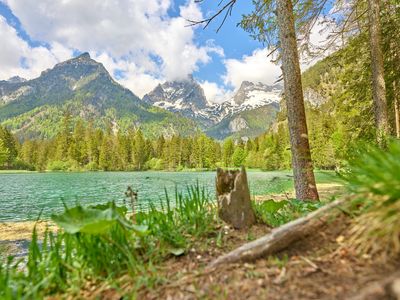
0;0;328;102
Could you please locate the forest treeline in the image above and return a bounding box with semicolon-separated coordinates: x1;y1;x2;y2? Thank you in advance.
0;1;399;172
0;112;329;171
1;23;399;172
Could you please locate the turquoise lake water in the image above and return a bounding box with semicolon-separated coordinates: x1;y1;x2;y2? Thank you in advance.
0;171;336;221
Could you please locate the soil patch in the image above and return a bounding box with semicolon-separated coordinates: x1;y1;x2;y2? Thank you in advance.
135;212;399;300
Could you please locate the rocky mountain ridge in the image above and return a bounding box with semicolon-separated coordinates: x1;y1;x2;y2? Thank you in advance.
0;53;196;138
143;77;282;138
0;53;282;139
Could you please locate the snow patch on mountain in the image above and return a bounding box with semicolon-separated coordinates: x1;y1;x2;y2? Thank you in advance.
143;77;282;128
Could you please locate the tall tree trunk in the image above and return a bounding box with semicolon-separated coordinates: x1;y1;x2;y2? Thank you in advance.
276;0;319;201
394;81;400;138
368;0;389;142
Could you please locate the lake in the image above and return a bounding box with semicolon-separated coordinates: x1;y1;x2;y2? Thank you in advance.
0;170;336;221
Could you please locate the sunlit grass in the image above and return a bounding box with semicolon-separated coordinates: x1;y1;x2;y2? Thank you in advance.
0;184;218;299
343;140;400;257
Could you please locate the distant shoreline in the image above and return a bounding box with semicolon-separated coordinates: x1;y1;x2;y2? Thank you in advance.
0;168;276;174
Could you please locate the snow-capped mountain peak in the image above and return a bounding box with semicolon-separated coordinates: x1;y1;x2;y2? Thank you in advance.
232;81;282;108
142;78;282;131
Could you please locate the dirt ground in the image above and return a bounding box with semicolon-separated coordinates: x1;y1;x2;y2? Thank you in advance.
134;212;399;300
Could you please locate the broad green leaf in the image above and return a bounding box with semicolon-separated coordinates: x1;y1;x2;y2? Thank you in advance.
169;248;185;256
259;200;288;213
90;202;128;216
52;203;149;235
52;205;119;234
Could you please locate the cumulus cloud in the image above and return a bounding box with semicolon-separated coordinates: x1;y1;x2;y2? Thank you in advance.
0;0;335;100
2;0;221;95
200;80;231;104
222;48;282;91
0;16;73;80
300;18;338;70
92;52;162;98
221;18;337;92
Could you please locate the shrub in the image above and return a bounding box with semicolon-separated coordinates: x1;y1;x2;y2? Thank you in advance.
253;199;322;227
145;158;164;170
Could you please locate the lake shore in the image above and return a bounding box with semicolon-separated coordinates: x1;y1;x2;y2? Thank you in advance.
0;167;277;173
0;182;345;243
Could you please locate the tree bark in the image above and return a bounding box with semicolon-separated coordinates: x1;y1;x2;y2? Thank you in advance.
394;81;400;138
276;0;319;201
368;0;389;142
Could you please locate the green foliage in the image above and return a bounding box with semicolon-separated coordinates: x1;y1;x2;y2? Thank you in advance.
343;140;400;256
0;138;9;166
253;199;322;227
0;185;217;298
0;126;18;168
52;202;147;235
232;147;246;167
268;254;289;269
47;160;77;171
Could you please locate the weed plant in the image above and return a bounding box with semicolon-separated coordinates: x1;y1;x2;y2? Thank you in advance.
0;184;217;299
252;199;322;227
343;140;400;257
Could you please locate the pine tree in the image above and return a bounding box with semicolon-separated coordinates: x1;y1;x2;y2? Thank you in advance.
0;126;17;168
132;129;148;170
222;138;235;167
0;138;9;167
273;0;319;200
367;0;389;141
232;147;246;167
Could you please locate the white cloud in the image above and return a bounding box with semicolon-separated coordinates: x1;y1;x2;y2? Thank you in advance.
300;17;341;71
92;52;162;98
200;80;231;104
222;48;282;91
0;16;73;80
220;18;337;93
2;0;222;96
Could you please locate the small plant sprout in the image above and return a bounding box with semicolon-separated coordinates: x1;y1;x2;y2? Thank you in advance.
125;186;138;222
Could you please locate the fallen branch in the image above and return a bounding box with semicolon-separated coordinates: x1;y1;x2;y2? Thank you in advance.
207;199;344;269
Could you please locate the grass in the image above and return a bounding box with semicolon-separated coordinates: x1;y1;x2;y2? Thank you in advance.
343;140;400;257
0;183;219;299
0;172;344;299
252;198;323;227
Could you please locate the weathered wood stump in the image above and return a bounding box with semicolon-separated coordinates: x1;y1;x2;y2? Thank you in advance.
216;166;256;229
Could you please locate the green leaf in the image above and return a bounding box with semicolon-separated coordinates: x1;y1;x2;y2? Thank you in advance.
52;202;148;235
52;205;119;234
169;248;185;256
90;202;128;216
259;200;289;213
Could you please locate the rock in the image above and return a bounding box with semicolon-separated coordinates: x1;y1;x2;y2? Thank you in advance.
215;166;256;229
228;116;249;132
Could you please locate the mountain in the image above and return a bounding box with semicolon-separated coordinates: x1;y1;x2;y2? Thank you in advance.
142;75;215;127
143;77;282;139
231;81;281;108
0;53;282;140
206;103;279;139
0;53;196;138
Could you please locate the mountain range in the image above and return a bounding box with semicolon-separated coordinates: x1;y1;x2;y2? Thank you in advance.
0;53;282;140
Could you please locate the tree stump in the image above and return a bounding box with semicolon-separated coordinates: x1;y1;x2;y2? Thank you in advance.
216;166;256;229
